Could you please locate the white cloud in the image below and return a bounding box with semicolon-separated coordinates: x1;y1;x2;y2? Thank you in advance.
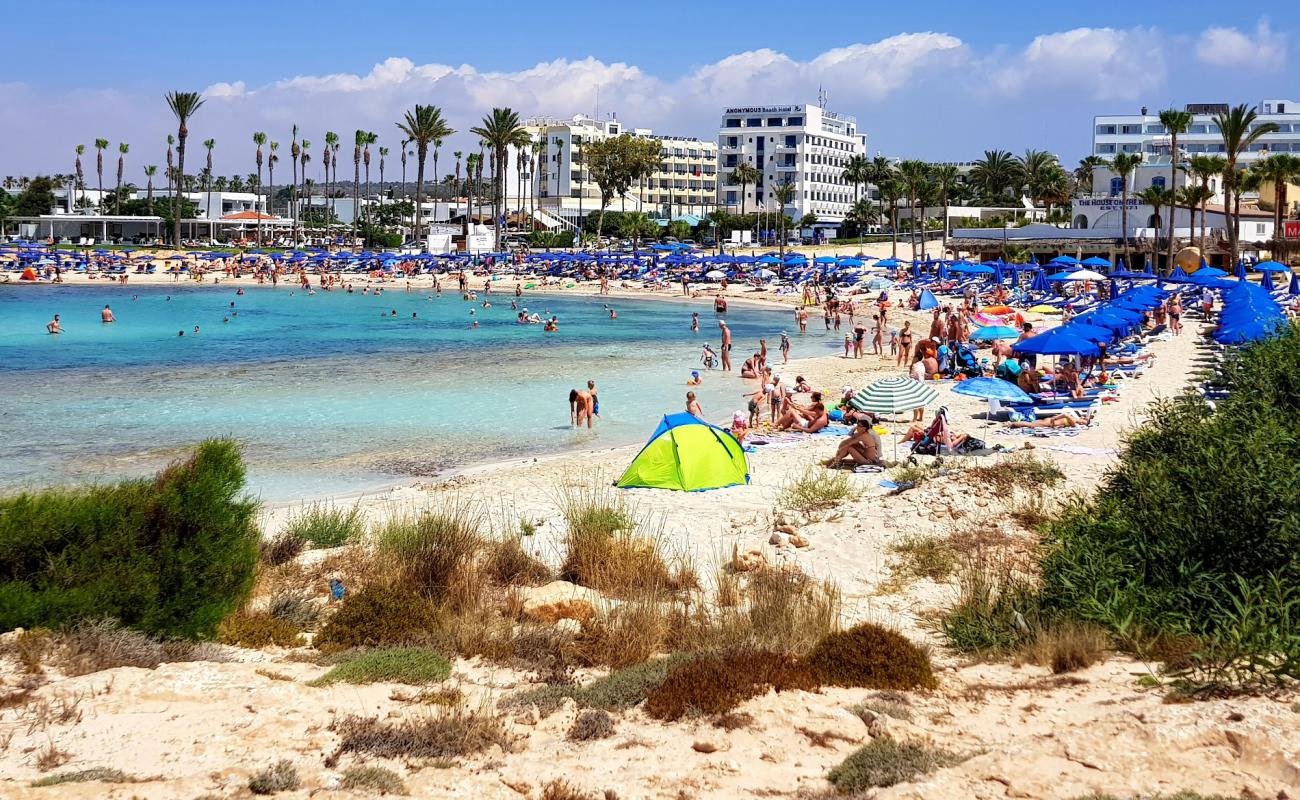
1196;19;1287;71
990;27;1165;101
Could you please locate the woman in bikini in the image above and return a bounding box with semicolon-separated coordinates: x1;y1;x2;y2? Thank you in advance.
896;321;914;367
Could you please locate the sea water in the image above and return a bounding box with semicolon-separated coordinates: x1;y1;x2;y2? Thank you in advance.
1;283;835;501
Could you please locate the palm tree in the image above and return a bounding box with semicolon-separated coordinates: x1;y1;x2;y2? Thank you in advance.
1017;149;1058;202
931;164;958;255
530;140;545;232
267;142;279;226
114;143;129;213
1253;154;1300;250
290;125;301;243
868;155;895;231
93;138;108;211
350;130;365;243
202;138;216;231
395;104;454;245
878;177;903;258
1109;152;1144;268
844;155;870;205
452;150;463;234
253;131;267;245
399;139;410;230
73;145;86;206
363;132;377;245
1176;185;1204;247
970;149;1024;201
165;134;175;223
898;160;930;260
471;108;530;250
1213;104;1280;264
1074;155;1107;194
772;178;797;264
164;91;204;245
1186;155;1228;247
142;165;157;215
432;137;443;188
1158;108;1193;269
299;140;312;239
1136;185;1173;260
728;162;760;215
323;131;339;225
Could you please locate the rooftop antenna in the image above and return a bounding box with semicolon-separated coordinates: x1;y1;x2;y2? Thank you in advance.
818;84;827;110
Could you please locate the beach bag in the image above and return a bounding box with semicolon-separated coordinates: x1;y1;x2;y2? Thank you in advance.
958;438;985;454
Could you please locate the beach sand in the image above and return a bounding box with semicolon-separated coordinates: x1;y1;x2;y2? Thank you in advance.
4;266;1296;798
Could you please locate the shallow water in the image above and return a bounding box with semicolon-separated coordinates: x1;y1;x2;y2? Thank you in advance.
1;283;835;501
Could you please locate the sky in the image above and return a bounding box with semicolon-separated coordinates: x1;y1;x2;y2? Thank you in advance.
2;0;1296;178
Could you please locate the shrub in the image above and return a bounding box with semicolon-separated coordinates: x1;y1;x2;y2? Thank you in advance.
941;551;1039;654
888;535;957;583
315;583;439;650
567;709;616;741
966;452;1064;495
1040;323;1300;691
560;522;694;598
502;654;692;717
0;440;260;639
282;502;365;549
852;698;913;723
330;707;512;760
644;650;815;721
826;739;962;792
1019;621;1110;674
803;623;937;690
377;505;483;603
218;611;303;648
30;767;133;786
485;536;552;586
267;593;320;630
260;531;305;567
733;568;841;655
52;619;227;676
248;760;300;794
540;780;597;800
339;765;408;795
779;467;853;513
309;647;451;686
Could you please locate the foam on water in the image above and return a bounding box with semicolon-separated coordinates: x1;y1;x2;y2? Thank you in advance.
1;283;829;501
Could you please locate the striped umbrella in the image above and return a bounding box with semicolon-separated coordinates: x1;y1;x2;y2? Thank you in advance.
849;376;939;415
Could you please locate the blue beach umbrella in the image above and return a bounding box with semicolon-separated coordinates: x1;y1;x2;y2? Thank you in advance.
1013;328;1102;356
1289;272;1300;296
1255;260;1290;272
1261;269;1275;292
1050;255;1080;266
1234;261;1248;279
875;258;901;268
1060;322;1116;344
1081;256;1112;269
972;325;1019;341
952;377;1034;403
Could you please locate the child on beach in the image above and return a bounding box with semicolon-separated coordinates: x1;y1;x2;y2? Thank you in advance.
843;333;852;358
779;332;791;364
701;344;717;369
889;329;899;356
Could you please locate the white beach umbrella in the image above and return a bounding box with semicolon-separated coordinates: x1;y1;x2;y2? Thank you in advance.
1066;268;1107;281
849;376;939;415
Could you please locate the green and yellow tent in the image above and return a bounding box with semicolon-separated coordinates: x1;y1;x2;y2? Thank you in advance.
616;413;749;492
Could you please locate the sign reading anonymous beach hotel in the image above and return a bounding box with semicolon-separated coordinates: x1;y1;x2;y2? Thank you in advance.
724;105;798;114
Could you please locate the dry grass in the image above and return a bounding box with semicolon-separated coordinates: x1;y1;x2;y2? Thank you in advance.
49;619;228;676
248;759;299;794
376;502;485;605
711;711;755;730
1018;621;1110;674
217;611;304;648
541;780;601;800
484;535;552;586
779;466;855;513
852;697;914;723
260;530;305;567
255;668;294;682
30;767;135;787
339;765;408;795
796;725;861;749
567;709;616;741
827;738;963;792
966;452;1065;496
888;535;957;583
328;705;514;763
34;741;72;772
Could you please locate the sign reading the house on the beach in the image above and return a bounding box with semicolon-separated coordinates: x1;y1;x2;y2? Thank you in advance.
1076;198;1144;208
1285;221;1300;239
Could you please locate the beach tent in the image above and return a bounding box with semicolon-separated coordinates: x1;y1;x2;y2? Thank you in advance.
616;413;749;492
917;288;940;310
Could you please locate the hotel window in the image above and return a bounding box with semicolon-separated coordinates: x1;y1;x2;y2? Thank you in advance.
1256;223;1266;235
747;118;762;127
1152;176;1166;189
725;118;741;128
725;136;738;147
1097;125;1116;135
788;116;802;126
784;135;796;147
767;118;783;126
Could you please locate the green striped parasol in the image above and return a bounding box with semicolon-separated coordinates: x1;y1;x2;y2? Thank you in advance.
849;376;939;415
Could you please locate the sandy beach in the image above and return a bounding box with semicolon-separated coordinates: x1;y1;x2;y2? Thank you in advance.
9;257;1294;800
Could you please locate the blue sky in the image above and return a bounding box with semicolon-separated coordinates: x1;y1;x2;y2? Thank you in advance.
3;0;1296;175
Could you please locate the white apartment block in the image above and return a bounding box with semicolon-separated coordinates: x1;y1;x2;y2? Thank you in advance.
718;103;868;228
516;114;718;227
1092;100;1300;164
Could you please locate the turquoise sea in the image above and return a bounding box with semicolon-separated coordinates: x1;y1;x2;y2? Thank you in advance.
0;283;829;501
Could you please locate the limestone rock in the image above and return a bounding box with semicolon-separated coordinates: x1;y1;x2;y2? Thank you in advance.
732;548;767;573
789;534;810;549
514;581;603;624
769;533;784;546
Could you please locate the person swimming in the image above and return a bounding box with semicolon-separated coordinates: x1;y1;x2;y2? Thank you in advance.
687;371;701;386
46;314;63;334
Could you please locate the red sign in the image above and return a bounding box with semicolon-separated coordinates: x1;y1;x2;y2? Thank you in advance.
1286;221;1300;239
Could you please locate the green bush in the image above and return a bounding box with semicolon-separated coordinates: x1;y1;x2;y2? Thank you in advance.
331;707;512;760
644;650;815;721
1040;323;1300;691
500;653;693;717
0;440;260;639
218;611;304;648
779;467;854;513
315;583;439;650
309;647;451;686
340;765;408;795
827;738;962;792
281;503;365;549
248;760;299;794
30;767;133;786
803;623;937;690
377;506;483;601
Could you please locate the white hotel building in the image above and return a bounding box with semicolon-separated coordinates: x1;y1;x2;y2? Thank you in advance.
718;104;868;231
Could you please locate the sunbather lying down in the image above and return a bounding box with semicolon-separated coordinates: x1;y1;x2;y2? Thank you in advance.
1006;409;1094;429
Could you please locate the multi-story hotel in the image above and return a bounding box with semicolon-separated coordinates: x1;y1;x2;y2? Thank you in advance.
1092;100;1300;162
717;103;868;230
517;114;718;229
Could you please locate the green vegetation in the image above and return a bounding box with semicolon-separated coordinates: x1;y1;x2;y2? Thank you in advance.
376;505;483;603
330;707;512;760
941;553;1039;654
966;452;1065;495
527;230;576;248
888;535;957;582
852;697;913;723
309;647;451;686
501;653;694;717
30;768;134;787
315;583;439;650
217;610;304;648
827;739;963;792
567;709;616;741
281;503;365;549
557;485;695;596
248;760;300;795
1040;323;1300;692
340;765;408;795
0;440;259;639
643;649;815;721
803;623;938;690
779;466;854;513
